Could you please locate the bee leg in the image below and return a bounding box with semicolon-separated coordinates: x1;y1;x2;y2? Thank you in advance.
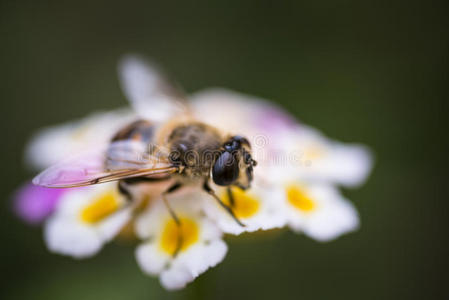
162;182;183;257
118;180;133;202
227;187;235;208
203;181;245;227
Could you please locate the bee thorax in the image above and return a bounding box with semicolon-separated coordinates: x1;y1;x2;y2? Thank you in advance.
167;123;222;178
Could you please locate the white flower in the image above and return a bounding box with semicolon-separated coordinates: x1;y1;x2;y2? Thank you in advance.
44;182;132;258
191;88;365;241
135;190;227;290
281;182;359;241
191;88;296;142
26;109;135;170
273;125;373;188
201;182;286;235
191;88;373;188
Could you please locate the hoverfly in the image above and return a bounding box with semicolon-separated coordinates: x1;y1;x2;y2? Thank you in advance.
33;55;257;235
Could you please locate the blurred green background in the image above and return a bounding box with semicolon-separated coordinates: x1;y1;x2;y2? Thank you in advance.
1;1;447;299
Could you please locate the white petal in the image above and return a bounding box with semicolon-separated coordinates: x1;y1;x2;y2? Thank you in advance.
96;207;132;241
135;242;169;276
290;125;373;187
118;55;187;122
206;240;228;269
25;123;77;170
302;197;359;241
136;216;227;290
160;265;195;291
191;88;297;136
44;216;102;259
52;189;88;216
135;190;228;290
25;109;134;170
160;240;228;290
134;198;167;239
198;218;224;241
181;240;228;276
286;184;360;241
43;183;129;258
323;143;373;187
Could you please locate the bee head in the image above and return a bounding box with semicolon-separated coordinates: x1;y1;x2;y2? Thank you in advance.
212;136;257;188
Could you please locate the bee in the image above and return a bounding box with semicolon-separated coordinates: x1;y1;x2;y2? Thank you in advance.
33;56;257;235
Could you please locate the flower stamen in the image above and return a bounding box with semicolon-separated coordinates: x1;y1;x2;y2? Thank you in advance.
159;217;199;255
286;185;316;212
80;191;121;224
221;188;260;219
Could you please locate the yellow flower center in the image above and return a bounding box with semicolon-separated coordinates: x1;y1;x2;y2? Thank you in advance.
286;185;316;212
80;191;121;224
159;217;199;255
221;188;260;219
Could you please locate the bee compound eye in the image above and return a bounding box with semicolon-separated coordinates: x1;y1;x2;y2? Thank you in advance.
212;151;240;186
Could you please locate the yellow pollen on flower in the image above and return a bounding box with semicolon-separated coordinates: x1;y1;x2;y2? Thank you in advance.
80;191;121;224
304;144;325;160
222;188;260;219
286;185;316;212
159;217;199;255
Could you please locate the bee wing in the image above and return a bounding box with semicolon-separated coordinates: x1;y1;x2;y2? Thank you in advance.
118;55;190;122
32;140;178;188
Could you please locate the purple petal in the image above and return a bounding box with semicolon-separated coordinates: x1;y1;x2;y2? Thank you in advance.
254;105;298;132
13;182;67;225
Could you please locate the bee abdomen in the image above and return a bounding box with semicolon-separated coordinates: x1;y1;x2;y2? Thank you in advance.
111;119;156;143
